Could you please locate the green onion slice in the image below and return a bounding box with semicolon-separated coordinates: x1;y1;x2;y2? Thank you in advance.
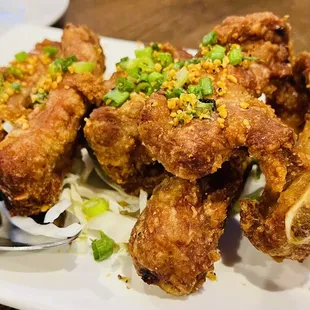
8;66;23;78
202;31;218;46
82;197;109;218
91;231;115;261
72;61;95;73
135;46;153;58
15;51;28;62
229;48;243;65
116;77;135;92
199;77;213;95
43;46;58;57
11;82;22;92
103;88;130;107
176;66;189;87
154;52;173;68
209;45;226;61
166;88;186;99
148;71;163;84
187;84;202;99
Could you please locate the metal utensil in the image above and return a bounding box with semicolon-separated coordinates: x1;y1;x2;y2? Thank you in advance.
0;209;81;251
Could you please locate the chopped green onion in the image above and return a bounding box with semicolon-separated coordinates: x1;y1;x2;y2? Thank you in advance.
49;55;78;74
196;101;214;114
8;66;23;78
82;197;109;218
138;72;149;82
199;77;213;95
135;57;154;72
117;57;129;70
103;89;130;107
135;47;153;58
15;51;28;62
163;71;169;81
187;85;202;99
176;66;189;87
116;77;135;92
11;82;21;92
91;231;115;261
127;67;140;79
165;88;185;99
72;61;95;73
150;43;160;51
32;92;48;104
136;82;152;95
154;52;173;68
202;31;217;46
209;45;226;61
173;60;185;69
229;48;243;65
243;56;260;62
148;71;163;83
43;46;58;57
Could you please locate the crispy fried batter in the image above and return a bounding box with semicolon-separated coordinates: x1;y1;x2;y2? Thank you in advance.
0;88;85;216
267;52;310;132
0;40;60;137
0;24;105;216
213;12;292;95
84;96;166;195
139;85;295;192
61;23;105;75
129;152;249;295
84;45;192;194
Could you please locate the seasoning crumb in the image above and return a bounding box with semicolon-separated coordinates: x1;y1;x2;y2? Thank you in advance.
207;271;217;281
118;274;131;284
106;273;111;278
240;102;249;109
243;119;250;127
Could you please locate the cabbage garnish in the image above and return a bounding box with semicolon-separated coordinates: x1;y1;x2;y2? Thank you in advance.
0;201;83;239
88;211;136;243
2;121;13;133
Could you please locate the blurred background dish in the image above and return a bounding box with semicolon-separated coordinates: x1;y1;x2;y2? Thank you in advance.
0;0;69;34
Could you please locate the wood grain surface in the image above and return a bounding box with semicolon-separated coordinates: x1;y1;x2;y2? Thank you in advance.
63;0;310;52
1;1;309;309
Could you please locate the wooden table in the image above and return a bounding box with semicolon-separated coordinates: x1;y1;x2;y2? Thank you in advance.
63;0;310;52
0;1;309;309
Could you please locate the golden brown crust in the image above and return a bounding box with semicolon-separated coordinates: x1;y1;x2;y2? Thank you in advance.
0;24;105;216
84;97;166;195
213;12;292;95
0;88;86;216
129;152;249;295
139;88;295;192
61;23;105;75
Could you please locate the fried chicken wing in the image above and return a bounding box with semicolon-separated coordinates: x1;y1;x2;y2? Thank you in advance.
84;44;192;194
213;12;292;95
0;24;105;216
139;84;295;193
129;152;249;295
240;58;310;262
84;95;166;195
0;39;60;138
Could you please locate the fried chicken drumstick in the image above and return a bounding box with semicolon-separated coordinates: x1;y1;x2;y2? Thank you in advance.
129;151;249;295
0;39;60;140
0;24;105;216
240;52;310;262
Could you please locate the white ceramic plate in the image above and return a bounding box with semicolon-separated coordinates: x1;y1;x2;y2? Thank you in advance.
0;0;69;34
0;24;310;310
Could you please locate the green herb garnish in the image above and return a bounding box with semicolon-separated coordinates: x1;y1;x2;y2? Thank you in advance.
202;31;218;46
15;51;28;62
103;88;130;107
91;231;115;261
43;46;58;57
